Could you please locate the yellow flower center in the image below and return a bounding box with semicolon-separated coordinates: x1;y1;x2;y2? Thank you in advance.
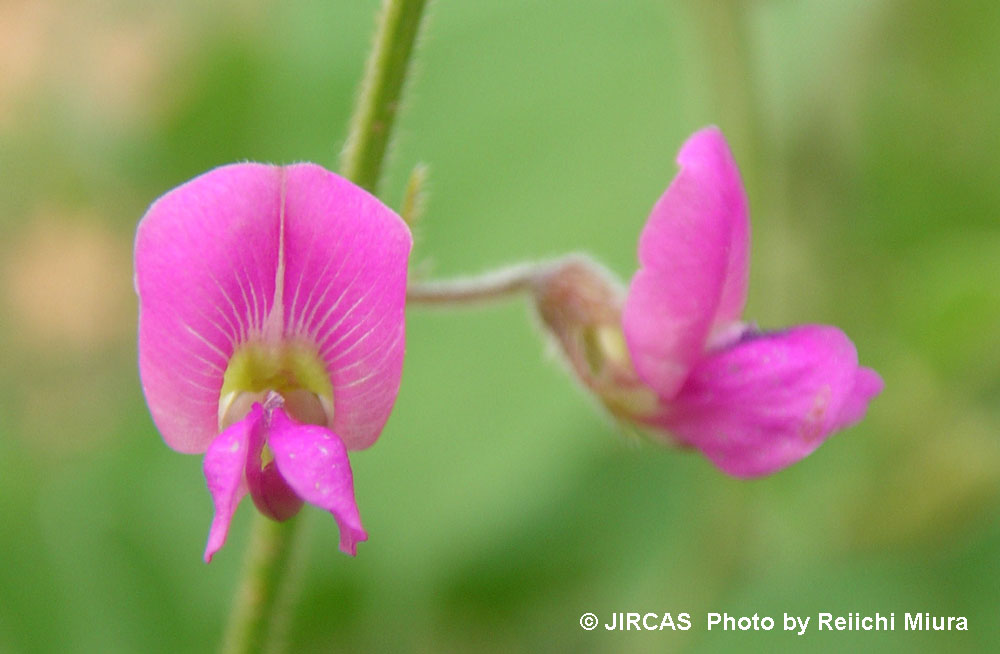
217;340;334;429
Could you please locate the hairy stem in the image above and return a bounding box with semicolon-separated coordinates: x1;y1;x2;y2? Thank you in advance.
339;0;429;192
407;257;586;306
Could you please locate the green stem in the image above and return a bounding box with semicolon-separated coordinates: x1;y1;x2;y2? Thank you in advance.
220;514;305;654
220;1;430;653
689;0;762;194
339;0;429;191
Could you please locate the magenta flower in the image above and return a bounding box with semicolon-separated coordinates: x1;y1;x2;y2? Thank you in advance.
134;163;411;561
622;127;882;477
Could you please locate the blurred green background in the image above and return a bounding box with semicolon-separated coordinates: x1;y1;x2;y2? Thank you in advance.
1;0;998;652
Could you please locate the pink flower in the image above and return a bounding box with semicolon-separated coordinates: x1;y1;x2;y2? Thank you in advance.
622;127;882;477
134;163;411;561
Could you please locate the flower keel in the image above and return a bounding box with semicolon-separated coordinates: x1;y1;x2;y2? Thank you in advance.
202;396;366;562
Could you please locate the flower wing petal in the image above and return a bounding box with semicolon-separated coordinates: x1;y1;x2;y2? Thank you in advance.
834;367;884;429
281;164;412;450
623;127;749;399
136;164;282;453
659;325;881;478
202;404;261;562
268;407;368;555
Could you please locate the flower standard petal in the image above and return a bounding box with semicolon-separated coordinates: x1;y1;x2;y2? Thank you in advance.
203;404;262;562
623;127;750;400
657;326;879;478
267;407;368;555
679;127;750;330
280;164;412;451
136;164;283;454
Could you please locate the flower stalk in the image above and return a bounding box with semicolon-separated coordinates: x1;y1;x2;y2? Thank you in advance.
406;260;565;306
221;515;305;654
220;0;429;652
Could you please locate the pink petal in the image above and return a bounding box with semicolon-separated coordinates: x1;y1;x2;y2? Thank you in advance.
833;367;884;428
245;403;304;522
658;325;880;478
136;164;282;454
623;127;750;399
202;404;260;562
681;128;749;331
136;163;411;455
267;407;368;555
280;164;412;451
